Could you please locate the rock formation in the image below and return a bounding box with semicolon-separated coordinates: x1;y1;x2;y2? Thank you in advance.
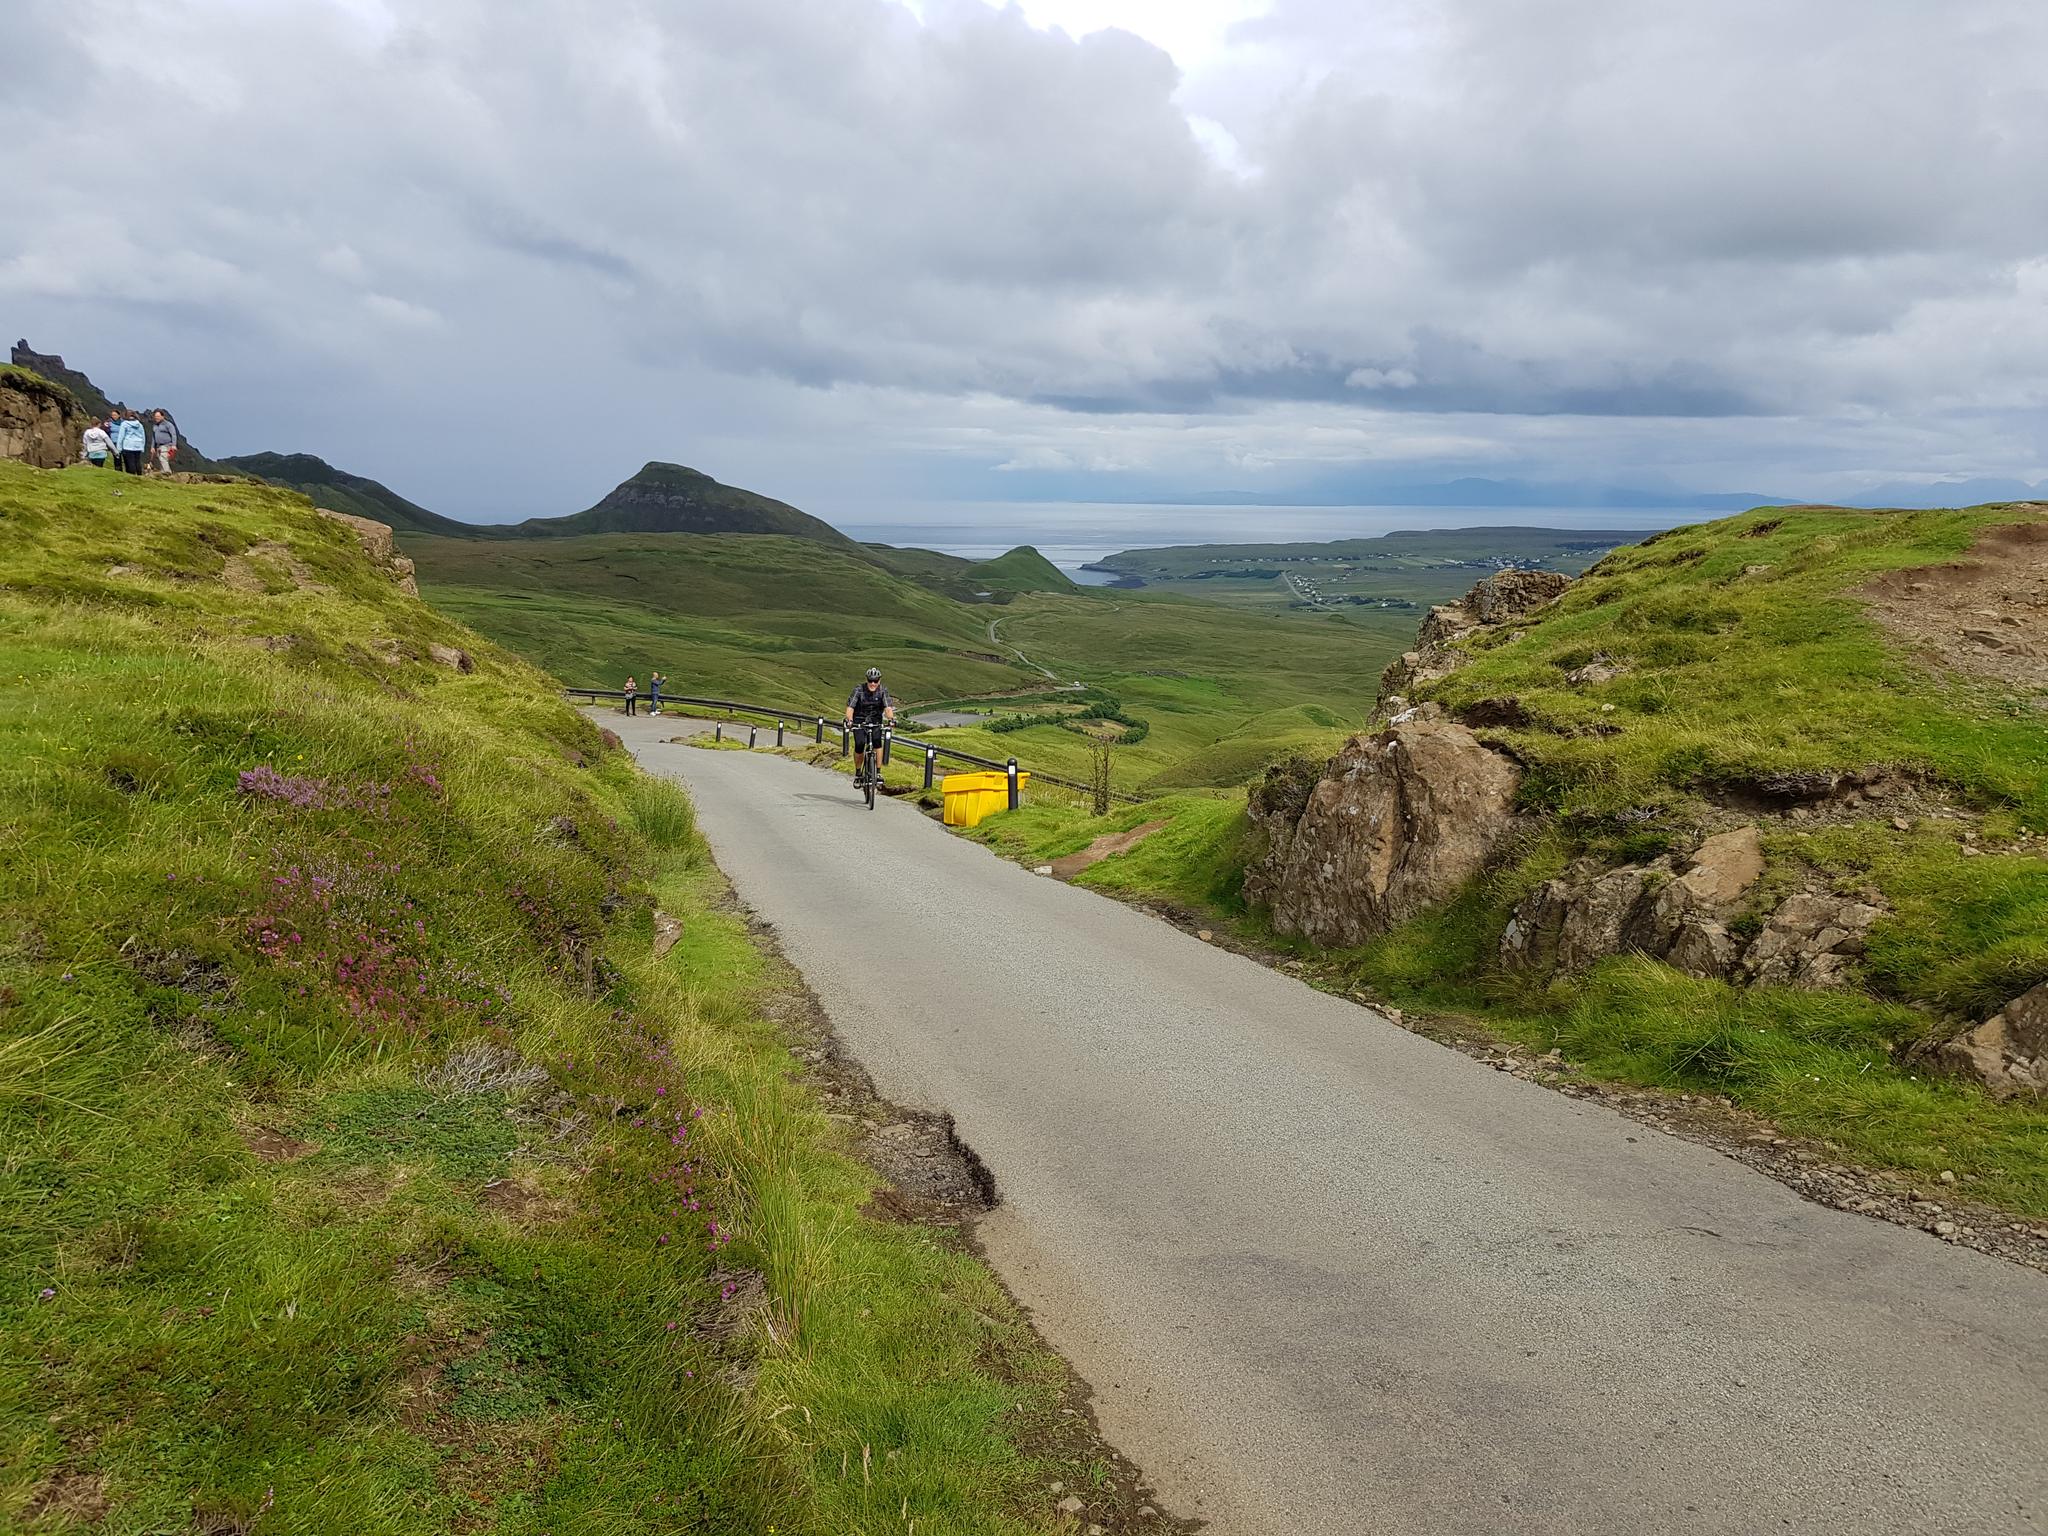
1380;569;1570;700
1246;716;1522;948
1939;983;2047;1098
316;508;419;597
0;367;88;470
1499;826;1890;989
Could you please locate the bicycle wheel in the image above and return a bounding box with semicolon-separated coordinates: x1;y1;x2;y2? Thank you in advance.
864;752;877;809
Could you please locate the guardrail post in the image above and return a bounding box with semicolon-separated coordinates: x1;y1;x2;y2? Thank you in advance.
881;726;893;767
840;724;849;757
923;747;936;790
748;725;757;748
1007;758;1020;811
815;717;824;744
776;720;785;747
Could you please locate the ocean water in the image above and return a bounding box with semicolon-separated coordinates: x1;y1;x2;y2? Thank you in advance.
836;502;1696;582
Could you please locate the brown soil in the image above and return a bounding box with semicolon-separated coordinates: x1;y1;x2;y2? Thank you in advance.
22;1471;110;1524
1050;820;1167;880
240;1126;312;1163
1859;514;2048;695
476;1176;566;1226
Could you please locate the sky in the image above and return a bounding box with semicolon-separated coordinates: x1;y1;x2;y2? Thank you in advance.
4;0;2046;534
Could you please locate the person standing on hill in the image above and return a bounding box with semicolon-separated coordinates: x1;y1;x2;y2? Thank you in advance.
115;411;147;474
80;420;111;468
150;410;178;474
623;675;638;717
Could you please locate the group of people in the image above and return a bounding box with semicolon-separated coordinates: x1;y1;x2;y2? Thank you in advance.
621;671;667;717
80;409;177;475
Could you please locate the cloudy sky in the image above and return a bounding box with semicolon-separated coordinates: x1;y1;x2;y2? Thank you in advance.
4;0;2045;532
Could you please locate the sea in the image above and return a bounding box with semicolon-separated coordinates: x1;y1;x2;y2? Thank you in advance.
834;502;1701;585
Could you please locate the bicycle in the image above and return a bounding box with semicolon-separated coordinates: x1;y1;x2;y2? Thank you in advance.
851;721;886;810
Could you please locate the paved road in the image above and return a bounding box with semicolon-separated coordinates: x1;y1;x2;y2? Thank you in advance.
607;712;2047;1536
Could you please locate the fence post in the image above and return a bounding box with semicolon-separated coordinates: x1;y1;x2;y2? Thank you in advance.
748;725;757;748
882;726;893;767
776;720;785;747
1007;758;1020;811
923;747;936;790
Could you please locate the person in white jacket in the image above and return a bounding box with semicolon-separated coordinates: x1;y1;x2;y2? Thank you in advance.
80;422;112;467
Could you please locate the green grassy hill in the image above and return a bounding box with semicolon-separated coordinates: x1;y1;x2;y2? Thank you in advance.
511;462;856;544
962;545;1075;595
217;451;481;539
0;459;1117;1532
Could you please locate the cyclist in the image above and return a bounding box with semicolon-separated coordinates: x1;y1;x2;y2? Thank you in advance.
844;667;895;786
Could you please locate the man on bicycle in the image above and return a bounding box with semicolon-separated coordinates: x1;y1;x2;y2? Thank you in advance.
845;668;894;786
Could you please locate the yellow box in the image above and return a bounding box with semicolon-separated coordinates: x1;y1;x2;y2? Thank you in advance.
941;770;1027;828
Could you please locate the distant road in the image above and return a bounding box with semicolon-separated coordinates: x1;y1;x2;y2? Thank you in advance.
605;709;2048;1536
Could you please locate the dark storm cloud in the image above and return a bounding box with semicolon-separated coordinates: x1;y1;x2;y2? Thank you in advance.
1;0;2043;515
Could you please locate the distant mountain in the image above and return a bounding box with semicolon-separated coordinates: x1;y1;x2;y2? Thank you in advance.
962;545;1076;594
215;452;480;539
1108;477;1785;511
1840;478;2048;509
507;461;857;544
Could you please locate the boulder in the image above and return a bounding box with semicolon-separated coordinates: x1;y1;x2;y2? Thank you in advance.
1248;720;1521;948
1377;569;1570;705
316;507;420;596
1741;893;1883;989
1500;825;1773;981
0;369;88;469
1939;983;2048;1098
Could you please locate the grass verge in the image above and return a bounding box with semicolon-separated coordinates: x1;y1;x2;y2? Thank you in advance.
0;460;1115;1533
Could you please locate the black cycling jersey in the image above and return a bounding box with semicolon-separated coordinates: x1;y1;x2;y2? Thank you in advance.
847;682;893;723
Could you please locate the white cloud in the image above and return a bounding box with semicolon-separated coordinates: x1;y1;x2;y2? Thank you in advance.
1;0;2043;521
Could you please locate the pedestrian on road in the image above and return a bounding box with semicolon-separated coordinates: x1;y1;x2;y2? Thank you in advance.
80;421;111;468
623;675;638;717
648;670;665;715
115;411;147;475
149;410;178;474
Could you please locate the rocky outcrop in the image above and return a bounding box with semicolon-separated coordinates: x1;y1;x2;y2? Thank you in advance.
1246;719;1522;948
0;368;88;470
316;508;419;597
1501;825;1887;988
1939;984;2048;1098
1379;569;1570;702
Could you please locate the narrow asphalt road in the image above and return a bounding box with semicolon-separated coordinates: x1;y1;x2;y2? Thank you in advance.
605;712;2047;1536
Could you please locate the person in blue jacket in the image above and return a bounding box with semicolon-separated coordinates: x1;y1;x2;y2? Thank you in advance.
115;411;147;474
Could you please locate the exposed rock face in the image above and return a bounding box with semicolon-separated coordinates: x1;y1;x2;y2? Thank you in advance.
1379;569;1571;701
1501;825;1886;988
316;508;419;596
0;369;87;470
1940;984;2048;1098
1246;720;1522;948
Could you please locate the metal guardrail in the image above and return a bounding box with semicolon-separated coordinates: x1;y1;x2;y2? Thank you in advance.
565;686;1140;805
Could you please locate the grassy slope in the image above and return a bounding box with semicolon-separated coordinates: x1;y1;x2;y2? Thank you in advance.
0;461;1094;1533
961;547;1074;594
218;452;480;540
415;535;1407;792
967;505;2048;1214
